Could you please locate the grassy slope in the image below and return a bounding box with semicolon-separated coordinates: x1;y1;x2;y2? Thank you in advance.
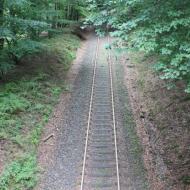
0;33;80;190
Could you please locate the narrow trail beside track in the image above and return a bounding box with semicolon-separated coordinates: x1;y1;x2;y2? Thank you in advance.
37;35;148;190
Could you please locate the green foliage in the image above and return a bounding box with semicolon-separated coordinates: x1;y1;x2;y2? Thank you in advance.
0;50;14;75
0;154;38;190
44;34;80;69
0;33;80;189
0;93;29;114
86;0;190;93
51;87;62;96
0;85;30;140
8;40;43;61
0;0;86;75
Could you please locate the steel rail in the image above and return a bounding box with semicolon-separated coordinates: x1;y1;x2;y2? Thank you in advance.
80;37;100;190
108;36;120;190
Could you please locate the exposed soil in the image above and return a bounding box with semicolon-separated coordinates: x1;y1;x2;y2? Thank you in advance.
122;52;190;190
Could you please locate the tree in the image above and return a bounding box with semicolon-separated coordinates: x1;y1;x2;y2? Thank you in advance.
86;0;190;93
0;0;4;49
0;0;86;76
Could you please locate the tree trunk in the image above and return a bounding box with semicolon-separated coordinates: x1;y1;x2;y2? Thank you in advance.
52;1;58;29
0;0;4;49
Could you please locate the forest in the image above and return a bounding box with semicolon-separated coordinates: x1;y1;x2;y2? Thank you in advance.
1;0;190;91
0;0;86;75
0;0;190;189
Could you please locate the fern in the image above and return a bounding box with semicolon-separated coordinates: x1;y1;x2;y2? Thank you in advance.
8;40;43;61
0;93;30;114
0;155;38;190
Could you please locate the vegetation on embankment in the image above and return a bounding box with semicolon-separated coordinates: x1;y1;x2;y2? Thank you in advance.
126;51;190;189
0;1;84;189
0;33;80;190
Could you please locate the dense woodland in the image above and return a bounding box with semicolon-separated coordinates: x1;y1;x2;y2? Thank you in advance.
1;0;190;92
0;0;86;76
0;0;190;189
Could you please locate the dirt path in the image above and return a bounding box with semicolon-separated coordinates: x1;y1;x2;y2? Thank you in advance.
36;36;149;190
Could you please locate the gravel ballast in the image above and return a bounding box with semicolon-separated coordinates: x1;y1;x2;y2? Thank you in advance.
37;36;149;190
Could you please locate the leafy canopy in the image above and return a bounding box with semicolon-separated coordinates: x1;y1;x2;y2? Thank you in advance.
86;0;190;93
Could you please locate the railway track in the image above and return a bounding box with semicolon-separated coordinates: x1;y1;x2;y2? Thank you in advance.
80;36;120;190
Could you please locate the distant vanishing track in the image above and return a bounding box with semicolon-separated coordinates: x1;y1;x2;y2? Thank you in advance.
80;36;120;190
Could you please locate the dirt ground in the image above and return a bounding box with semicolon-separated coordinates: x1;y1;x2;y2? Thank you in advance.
122;52;190;190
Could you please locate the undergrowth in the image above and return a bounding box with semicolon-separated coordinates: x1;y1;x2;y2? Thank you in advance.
44;34;80;70
0;33;80;190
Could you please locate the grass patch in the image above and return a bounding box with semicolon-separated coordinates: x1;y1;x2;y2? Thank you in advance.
0;154;38;190
0;33;80;189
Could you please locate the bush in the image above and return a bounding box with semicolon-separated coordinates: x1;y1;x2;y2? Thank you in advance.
0;155;38;190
